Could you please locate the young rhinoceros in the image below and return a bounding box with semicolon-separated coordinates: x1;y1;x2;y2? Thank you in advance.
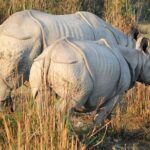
0;10;148;111
29;37;150;125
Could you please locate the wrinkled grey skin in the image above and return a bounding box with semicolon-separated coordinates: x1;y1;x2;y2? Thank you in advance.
29;38;150;124
0;10;147;111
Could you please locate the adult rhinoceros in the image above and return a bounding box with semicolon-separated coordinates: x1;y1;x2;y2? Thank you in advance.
0;10;148;111
29;37;150;124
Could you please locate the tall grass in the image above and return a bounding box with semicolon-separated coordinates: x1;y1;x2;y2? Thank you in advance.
104;0;136;34
0;0;150;149
0;0;80;23
0;0;104;24
0;88;83;149
0;86;111;149
112;83;150;135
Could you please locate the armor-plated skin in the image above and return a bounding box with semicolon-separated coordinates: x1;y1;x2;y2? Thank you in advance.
29;38;150;124
0;10;147;110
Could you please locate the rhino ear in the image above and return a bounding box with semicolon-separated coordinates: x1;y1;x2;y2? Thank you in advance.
140;37;149;53
131;26;139;41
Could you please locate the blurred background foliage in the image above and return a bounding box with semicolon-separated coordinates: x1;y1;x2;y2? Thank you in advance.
0;0;149;24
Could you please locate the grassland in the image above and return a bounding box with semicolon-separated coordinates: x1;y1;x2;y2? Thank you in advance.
0;0;150;149
0;82;150;149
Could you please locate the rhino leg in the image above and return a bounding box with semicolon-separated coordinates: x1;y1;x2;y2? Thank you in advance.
73;99;96;113
94;94;122;125
34;87;51;116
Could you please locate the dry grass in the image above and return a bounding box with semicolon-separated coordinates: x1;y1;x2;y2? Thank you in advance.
138;23;150;39
0;83;150;149
0;0;80;23
104;0;136;34
112;83;150;134
0;0;150;149
0;87;111;150
0;0;103;24
0;88;84;150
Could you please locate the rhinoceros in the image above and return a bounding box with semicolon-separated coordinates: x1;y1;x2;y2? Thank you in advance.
0;10;148;111
29;37;150;124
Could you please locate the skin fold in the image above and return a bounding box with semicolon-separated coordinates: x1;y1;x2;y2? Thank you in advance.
29;38;150;125
0;10;148;111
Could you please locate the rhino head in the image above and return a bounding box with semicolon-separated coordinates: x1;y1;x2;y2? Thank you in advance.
131;28;150;85
138;38;150;85
134;34;150;85
130;27;150;54
136;37;150;54
138;53;150;85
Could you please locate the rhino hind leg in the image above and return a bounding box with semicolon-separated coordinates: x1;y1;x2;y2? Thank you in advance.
70;94;95;114
56;92;91;115
34;87;53;116
32;88;45;116
94;94;122;125
73;98;96;113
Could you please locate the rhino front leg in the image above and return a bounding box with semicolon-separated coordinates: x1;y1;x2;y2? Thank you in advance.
94;94;123;125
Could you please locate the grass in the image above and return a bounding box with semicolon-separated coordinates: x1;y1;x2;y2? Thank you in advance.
0;86;108;149
138;23;150;40
0;0;104;24
0;88;82;149
103;0;136;34
0;83;150;149
112;83;150;134
0;0;150;149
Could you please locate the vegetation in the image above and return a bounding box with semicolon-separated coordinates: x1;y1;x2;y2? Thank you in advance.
0;0;150;149
0;0;104;24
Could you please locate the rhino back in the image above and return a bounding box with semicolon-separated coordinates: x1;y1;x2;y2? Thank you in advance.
0;10;129;47
48;38;129;100
29;10;95;44
72;40;122;97
0;10;41;40
79;11;128;46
